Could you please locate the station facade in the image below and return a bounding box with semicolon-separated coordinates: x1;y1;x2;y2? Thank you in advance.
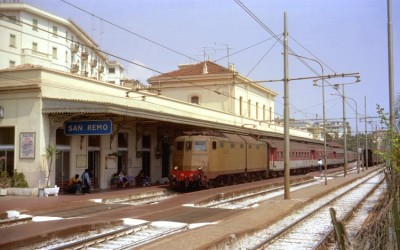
0;2;314;190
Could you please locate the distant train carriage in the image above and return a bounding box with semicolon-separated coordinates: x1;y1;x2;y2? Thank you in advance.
363;149;374;167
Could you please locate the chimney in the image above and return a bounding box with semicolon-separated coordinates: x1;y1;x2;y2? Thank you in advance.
229;63;236;71
202;62;208;74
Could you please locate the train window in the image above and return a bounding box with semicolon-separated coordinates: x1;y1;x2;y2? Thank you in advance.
185;141;192;151
256;145;259;149
240;144;244;148
194;141;207;151
219;142;224;148
248;145;252;149
212;141;217;150
231;143;235;148
176;141;184;151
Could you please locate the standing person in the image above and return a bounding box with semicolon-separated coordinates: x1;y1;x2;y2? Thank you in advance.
317;158;323;172
81;169;91;194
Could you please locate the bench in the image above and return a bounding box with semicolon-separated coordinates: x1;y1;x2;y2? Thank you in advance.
111;176;134;188
55;180;70;193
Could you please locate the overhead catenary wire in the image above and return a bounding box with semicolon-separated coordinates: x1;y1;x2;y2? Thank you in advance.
59;0;200;63
55;0;342;121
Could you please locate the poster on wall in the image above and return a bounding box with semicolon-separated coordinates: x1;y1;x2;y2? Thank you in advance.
20;132;35;159
76;155;87;168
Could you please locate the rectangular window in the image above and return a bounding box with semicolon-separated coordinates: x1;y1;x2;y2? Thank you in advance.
212;141;217;150
32;42;38;52
191;96;199;104
9;34;16;47
109;68;115;74
248;100;251;118
176;141;184;151
32;19;38;31
8;16;17;24
65;51;69;63
52;26;57;37
52;47;57;59
118;133;128;148
185;141;192;151
9;61;16;68
193;141;206;151
256;102;259;120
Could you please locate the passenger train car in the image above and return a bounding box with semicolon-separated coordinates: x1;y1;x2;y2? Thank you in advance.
169;131;356;188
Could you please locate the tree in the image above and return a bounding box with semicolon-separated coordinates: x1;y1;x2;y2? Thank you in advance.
45;146;60;187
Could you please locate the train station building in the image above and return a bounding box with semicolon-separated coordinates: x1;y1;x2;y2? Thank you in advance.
0;2;315;191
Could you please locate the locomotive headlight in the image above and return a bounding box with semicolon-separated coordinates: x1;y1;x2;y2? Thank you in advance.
198;167;202;171
174;166;178;170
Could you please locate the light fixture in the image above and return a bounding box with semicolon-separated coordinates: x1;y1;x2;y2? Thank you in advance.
0;106;4;118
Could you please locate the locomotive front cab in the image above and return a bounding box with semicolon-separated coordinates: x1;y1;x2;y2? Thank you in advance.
170;136;209;187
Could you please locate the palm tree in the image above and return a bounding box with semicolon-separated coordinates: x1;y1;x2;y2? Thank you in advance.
45;146;60;187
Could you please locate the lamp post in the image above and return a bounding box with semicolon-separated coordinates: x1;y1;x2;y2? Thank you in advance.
331;92;360;174
287;53;327;185
332;79;360;177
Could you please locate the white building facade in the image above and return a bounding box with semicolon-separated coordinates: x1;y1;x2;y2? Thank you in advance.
148;61;277;123
0;2;125;82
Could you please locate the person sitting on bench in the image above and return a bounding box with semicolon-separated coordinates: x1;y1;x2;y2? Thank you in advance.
68;174;82;194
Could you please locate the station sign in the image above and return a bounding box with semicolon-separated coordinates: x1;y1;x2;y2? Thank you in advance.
64;120;112;135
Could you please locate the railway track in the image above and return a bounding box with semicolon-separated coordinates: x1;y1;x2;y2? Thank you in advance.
197;169;352;210
0;215;32;228
34;220;188;250
232;169;385;249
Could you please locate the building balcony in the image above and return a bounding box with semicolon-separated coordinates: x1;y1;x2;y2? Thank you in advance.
98;65;104;73
71;43;79;53
81;52;88;61
70;64;79;73
90;59;97;67
21;48;51;67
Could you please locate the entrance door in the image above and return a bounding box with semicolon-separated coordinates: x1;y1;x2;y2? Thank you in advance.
161;141;170;177
88;135;100;189
88;151;100;189
142;151;150;178
55;151;70;189
0;127;15;176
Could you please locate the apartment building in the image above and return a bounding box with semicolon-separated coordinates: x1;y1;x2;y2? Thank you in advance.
0;2;124;83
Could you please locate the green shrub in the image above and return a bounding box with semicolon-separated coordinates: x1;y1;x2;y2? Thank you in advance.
0;170;11;188
12;170;28;188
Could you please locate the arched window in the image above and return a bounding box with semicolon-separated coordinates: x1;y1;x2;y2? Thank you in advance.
191;96;199;104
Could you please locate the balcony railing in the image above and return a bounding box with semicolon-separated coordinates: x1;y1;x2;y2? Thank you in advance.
70;64;79;73
71;43;79;53
81;52;88;61
90;59;97;67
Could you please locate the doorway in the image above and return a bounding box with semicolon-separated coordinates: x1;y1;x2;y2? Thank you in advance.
88;135;100;189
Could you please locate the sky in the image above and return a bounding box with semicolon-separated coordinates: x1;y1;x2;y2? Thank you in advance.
24;0;399;134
